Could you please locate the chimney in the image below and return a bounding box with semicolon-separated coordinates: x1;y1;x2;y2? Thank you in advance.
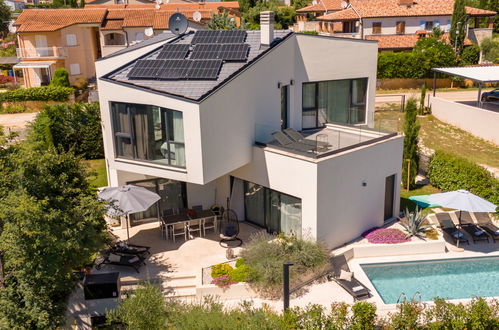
260;11;275;46
398;0;413;6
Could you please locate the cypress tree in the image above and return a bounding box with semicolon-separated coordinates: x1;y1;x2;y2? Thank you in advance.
402;98;420;190
450;0;467;56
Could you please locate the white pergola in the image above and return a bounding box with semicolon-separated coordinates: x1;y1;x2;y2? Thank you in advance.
432;65;499;108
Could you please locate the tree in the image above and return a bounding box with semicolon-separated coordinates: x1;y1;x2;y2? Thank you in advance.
402;98;420;190
0;143;107;328
80;0;84;7
450;0;467;55
208;12;238;30
244;0;297;29
461;44;480;65
0;0;11;38
50;68;71;87
480;36;499;63
107;284;167;330
419;84;426;115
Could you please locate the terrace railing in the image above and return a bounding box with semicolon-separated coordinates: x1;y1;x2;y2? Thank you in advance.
16;47;67;58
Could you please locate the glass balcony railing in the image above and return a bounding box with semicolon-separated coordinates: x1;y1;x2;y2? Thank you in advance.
16;47;67;58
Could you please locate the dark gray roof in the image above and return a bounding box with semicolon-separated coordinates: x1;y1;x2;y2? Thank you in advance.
98;31;177;60
103;30;293;101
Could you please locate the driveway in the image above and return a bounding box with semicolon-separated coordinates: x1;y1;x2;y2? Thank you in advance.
0;112;38;139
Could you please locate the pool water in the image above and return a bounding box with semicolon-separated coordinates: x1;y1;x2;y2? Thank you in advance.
361;256;499;304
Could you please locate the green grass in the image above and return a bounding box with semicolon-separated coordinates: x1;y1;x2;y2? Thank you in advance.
400;184;441;213
83;158;108;188
374;110;499;169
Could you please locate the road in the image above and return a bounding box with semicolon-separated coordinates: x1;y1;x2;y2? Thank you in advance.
0;112;38;139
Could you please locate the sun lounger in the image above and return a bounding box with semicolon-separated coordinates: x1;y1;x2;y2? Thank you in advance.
283;128;331;148
458;211;475;225
460;224;490;243
329;255;371;300
437;216;469;246
96;252;146;273
111;241;151;256
271;131;316;153
473;213;499;242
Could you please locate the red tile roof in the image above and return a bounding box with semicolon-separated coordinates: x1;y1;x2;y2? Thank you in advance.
366;32;473;50
317;0;496;21
297;0;342;13
14;8;107;32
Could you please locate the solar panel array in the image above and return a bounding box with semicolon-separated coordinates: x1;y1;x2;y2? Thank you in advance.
156;44;190;60
128;59;222;80
190;43;249;61
191;30;247;44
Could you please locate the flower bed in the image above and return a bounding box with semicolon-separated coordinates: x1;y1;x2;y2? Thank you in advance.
364;228;411;244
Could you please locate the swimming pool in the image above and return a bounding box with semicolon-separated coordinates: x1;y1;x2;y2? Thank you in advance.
361;256;499;304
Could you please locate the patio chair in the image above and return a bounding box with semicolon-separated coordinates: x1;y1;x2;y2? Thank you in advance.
171;222;187;243
475;213;499;243
187;219;202;238
112;241;151;256
328;255;371;300
202;215;217;236
96;251;146;273
283;128;330;148
438;217;469;246
219;209;242;248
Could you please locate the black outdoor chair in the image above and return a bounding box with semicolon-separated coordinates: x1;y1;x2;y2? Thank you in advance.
111;241;151;256
436;215;470;246
328;255;371;300
475;213;499;243
96;251;146;273
219;209;242;248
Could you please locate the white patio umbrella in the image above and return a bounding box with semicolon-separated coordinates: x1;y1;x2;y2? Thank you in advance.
98;185;161;241
427;189;497;223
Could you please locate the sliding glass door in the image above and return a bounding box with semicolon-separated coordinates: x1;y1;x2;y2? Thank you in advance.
242;179;302;237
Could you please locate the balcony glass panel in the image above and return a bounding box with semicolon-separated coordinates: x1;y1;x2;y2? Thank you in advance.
111;102;185;168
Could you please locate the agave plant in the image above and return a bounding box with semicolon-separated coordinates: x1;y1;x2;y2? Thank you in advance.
400;207;432;239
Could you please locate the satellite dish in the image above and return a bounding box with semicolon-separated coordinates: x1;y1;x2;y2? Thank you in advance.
312;0;317;4
145;27;154;37
341;1;349;9
155;0;161;9
169;13;188;35
192;11;202;22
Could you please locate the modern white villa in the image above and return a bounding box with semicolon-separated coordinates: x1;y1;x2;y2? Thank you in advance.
96;12;403;249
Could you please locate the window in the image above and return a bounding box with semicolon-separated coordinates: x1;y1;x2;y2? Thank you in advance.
301;78;368;129
342;21;357;33
104;33;126;46
396;21;405;34
372;22;382;34
111;102;186;168
425;21;434;31
280;85;289;129
66;34;77;46
69;63;81;75
241;178;302;237
135;32;144;41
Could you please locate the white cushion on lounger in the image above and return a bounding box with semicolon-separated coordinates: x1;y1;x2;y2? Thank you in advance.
339;270;353;281
495;229;499;235
128;256;140;263
108;254;121;262
352;286;364;292
453;231;464;238
474;230;485;236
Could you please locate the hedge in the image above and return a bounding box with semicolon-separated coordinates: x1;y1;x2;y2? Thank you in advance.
0;86;73;102
428;150;499;206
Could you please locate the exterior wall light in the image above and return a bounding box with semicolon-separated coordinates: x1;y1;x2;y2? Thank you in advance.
362;181;367;187
277;82;282;89
290;79;295;85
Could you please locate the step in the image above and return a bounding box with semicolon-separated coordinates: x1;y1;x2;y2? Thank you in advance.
162;278;197;289
164;287;197;298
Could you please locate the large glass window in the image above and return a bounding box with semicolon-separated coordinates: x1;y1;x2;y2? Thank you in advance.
111;102;186;167
242;180;302;237
302;78;367;129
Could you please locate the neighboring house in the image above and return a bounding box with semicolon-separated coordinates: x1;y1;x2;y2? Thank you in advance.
5;0;25;11
95;12;403;249
13;2;239;87
296;0;496;52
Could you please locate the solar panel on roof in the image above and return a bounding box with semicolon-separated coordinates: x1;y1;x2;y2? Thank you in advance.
156;44;190;60
191;30;247;44
190;44;222;60
128;59;165;79
190;43;249;61
158;59;192;79
187;59;222;79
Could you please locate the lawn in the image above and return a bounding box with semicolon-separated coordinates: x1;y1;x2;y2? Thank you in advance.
374;110;499;169
400;184;441;213
83;158;108;188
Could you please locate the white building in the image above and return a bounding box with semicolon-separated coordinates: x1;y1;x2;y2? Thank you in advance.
96;12;403;249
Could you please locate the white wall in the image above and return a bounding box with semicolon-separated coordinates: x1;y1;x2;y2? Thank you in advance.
316;135;403;248
430;96;499;145
363;16;451;36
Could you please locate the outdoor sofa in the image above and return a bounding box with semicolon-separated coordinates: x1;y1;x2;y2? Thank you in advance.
328;255;371;300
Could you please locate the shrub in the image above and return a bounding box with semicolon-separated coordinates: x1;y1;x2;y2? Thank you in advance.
0;86;73;102
351;302;377;330
481;37;499;64
428;150;499;206
0;104;26;114
419;84;427;115
0;75;14;85
29;103;104;159
390;301;424;329
240;232;328;298
72;77;88;90
211;263;233;279
235;257;246;268
461;44;480;65
365;228;411;244
425;228;439;240
50;68;70;87
211;275;238;289
400;206;432;239
230;264;257;282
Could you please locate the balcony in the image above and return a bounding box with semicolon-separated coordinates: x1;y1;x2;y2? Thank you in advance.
16;47;67;59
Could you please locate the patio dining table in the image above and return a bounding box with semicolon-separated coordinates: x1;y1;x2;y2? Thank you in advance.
161;210;217;240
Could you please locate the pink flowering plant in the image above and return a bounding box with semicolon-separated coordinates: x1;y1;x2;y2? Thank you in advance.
211;275;238;289
364;228;411;244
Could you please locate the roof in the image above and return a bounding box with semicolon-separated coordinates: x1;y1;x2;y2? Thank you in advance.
86;2;239;11
14;8;107;32
104;30;293;102
432;65;499;83
366;33;472;50
99;31;176;59
316;0;496;21
296;0;342;13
